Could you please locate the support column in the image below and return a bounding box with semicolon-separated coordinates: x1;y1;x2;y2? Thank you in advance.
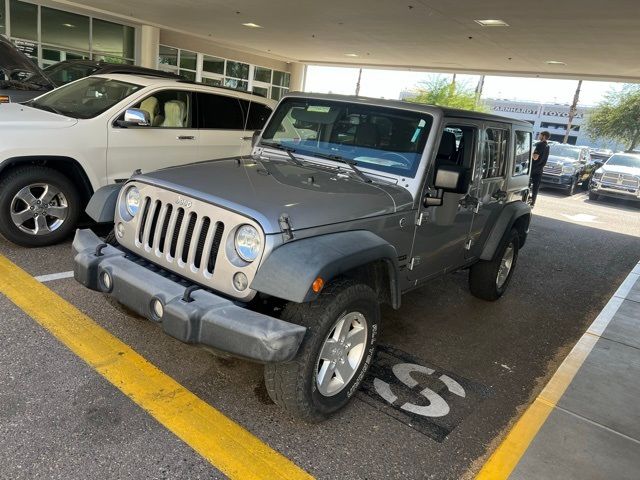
139;25;160;69
289;62;307;92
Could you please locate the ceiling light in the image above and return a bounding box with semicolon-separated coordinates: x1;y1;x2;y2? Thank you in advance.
344;53;359;57
475;19;509;27
62;23;75;28
545;60;566;65
242;22;262;28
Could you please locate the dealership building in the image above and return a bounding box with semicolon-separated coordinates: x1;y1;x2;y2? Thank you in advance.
0;0;302;100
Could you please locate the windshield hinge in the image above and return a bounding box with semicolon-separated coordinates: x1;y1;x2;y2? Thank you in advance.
279;213;294;242
408;256;421;270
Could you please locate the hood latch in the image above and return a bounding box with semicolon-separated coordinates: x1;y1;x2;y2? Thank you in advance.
279;213;294;242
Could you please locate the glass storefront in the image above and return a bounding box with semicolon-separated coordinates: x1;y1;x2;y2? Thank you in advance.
159;44;291;98
3;0;136;66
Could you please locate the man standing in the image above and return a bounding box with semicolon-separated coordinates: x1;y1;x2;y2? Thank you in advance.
530;131;550;206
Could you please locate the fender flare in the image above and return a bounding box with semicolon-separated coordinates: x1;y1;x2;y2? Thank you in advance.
251;231;401;308
479;202;531;261
85;184;123;223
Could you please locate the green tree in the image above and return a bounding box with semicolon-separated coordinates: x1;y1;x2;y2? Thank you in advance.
406;76;487;112
585;86;640;152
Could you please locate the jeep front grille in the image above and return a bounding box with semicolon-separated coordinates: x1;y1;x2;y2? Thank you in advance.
136;198;225;276
116;183;264;301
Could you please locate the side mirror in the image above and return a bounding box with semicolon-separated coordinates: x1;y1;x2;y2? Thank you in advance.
117;108;151;127
252;130;261;147
434;164;471;194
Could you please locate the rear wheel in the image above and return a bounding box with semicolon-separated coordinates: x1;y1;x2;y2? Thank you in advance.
469;229;520;301
0;166;81;247
264;278;380;422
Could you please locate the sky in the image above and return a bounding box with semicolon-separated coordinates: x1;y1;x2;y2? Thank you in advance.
304;65;624;106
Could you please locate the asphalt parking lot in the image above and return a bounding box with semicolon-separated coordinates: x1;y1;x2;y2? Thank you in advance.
1;189;639;480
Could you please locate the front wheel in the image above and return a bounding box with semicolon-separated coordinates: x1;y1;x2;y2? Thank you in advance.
264;278;380;422
469;229;520;301
0;166;81;247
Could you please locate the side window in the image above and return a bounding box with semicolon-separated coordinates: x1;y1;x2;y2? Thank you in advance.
435;125;477;171
513;130;532;176
197;92;245;130
482;128;509;179
246;102;273;130
129;90;193;128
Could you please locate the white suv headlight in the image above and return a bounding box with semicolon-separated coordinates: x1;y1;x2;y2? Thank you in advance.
235;225;261;262
594;169;604;180
124;186;141;217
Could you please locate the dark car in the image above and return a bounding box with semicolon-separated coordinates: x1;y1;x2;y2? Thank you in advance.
0;35;182;103
541;143;598;195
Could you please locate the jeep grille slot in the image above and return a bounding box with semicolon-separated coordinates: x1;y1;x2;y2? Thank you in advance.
169;208;185;258
181;212;198;263
207;222;225;274
158;204;173;253
193;217;211;269
136;197;151;244
147;200;162;248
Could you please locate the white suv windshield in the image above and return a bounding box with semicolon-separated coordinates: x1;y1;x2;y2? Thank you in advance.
260;98;433;177
27;77;143;119
606;154;640;169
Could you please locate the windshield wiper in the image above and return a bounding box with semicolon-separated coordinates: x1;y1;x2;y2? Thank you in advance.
306;151;372;183
260;140;304;166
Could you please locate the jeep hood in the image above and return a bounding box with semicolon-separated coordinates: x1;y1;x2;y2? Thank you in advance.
0;103;78;128
0;36;53;90
136;157;414;234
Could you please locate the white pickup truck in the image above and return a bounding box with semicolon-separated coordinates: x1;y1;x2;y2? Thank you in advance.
0;74;275;246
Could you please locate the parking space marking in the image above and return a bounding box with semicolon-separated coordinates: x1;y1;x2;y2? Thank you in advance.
0;255;313;480
475;266;632;479
34;271;74;283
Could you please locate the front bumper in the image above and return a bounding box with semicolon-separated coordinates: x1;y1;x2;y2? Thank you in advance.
590;181;640;202
72;229;306;363
541;173;575;188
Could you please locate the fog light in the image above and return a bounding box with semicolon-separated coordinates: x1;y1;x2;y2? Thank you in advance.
151;298;164;319
101;271;112;291
233;272;248;291
116;222;125;238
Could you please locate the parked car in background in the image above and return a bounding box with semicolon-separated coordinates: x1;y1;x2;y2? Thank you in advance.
589;153;640;203
589;148;614;169
541;143;597;195
0;35;181;104
0;74;275;247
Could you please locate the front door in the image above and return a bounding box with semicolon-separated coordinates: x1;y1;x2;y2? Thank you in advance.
408;122;480;281
196;92;252;159
107;89;200;182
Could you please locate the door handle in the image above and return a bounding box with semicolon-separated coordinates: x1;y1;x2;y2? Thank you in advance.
177;135;195;140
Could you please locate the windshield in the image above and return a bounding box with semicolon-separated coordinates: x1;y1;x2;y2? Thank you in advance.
606;154;640;169
42;62;98;86
549;144;581;160
260;98;433;177
27;77;142;119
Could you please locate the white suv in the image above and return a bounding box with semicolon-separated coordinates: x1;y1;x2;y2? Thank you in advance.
0;74;275;247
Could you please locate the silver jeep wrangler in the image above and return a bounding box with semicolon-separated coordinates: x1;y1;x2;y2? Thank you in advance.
73;93;533;421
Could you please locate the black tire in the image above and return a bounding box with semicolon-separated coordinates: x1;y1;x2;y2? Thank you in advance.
0;166;81;247
589;191;599;201
264;278;380;422
580;175;591;191
469;229;520;301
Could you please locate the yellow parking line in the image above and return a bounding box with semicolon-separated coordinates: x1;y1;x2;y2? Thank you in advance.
0;255;313;480
475;331;599;479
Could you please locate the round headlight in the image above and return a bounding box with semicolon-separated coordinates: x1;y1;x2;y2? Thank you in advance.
235;225;261;262
125;186;141;217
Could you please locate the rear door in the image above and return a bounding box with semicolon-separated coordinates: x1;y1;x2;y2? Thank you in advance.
196;92;249;159
107;89;200;182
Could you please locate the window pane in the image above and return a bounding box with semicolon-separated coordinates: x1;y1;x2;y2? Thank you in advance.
10;0;37;41
179;50;197;70
225;61;249;80
159;45;178;67
272;71;290;87
42;60;96;85
0;1;6;36
246;102;273;130
224;78;247;91
41;7;90;51
92;19;135;60
180;69;196;81
12;39;38;61
254;66;272;83
197;93;244;129
202;77;223;87
482;129;508;179
252;86;269;98
513;131;532;176
43;48;89;62
203;55;224;75
271;86;287;101
92;53;130;64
